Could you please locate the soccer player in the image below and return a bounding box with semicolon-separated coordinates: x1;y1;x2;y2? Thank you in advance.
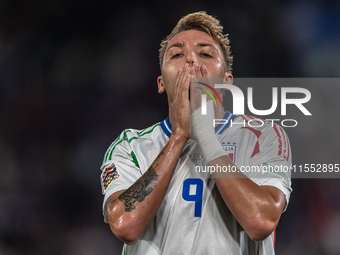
100;12;292;254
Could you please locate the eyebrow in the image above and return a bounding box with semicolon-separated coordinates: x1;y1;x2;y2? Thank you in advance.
166;42;184;52
166;42;218;54
197;43;219;52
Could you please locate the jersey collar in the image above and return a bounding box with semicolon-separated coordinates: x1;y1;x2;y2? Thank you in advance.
160;117;172;138
160;111;236;138
215;111;236;135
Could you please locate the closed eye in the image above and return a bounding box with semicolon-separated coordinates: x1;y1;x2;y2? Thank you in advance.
171;53;183;59
200;53;212;58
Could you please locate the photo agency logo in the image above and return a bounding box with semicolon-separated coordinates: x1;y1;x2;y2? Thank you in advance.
193;78;312;128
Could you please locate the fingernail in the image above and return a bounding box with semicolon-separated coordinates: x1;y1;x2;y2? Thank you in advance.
202;65;206;69
194;62;198;67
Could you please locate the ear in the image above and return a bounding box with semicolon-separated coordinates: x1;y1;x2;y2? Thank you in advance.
157;75;166;94
224;72;233;84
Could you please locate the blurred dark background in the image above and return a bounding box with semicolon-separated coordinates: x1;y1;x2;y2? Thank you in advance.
1;0;340;254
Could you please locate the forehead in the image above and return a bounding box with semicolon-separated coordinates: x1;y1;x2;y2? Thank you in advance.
167;30;217;49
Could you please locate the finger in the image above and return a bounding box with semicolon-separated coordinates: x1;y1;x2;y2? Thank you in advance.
177;64;190;99
190;65;196;89
179;63;189;82
194;61;203;79
201;64;207;78
174;66;186;103
190;77;202;112
175;66;184;88
190;64;202;101
179;63;190;88
181;66;191;101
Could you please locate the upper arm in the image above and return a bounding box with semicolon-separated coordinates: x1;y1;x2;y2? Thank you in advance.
100;134;142;223
103;190;126;222
247;124;293;210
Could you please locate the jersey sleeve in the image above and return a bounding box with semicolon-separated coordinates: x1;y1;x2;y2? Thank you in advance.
246;124;293;211
100;133;142;223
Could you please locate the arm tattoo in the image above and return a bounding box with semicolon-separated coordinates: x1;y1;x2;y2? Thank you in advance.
118;152;163;212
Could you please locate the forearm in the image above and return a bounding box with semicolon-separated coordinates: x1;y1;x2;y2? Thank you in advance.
210;155;285;241
105;134;188;244
191;98;285;240
106;64;192;244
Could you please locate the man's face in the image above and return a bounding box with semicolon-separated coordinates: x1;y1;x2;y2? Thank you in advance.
157;29;230;103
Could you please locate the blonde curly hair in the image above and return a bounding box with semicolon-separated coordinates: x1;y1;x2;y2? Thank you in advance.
159;11;233;73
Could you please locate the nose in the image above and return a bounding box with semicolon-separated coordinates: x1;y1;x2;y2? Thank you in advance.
186;51;196;65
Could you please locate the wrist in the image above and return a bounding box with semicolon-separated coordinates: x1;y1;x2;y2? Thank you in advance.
198;136;227;164
190;100;227;163
169;132;189;147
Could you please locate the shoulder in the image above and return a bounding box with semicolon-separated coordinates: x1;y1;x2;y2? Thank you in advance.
231;115;291;158
102;121;165;165
232;115;289;137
